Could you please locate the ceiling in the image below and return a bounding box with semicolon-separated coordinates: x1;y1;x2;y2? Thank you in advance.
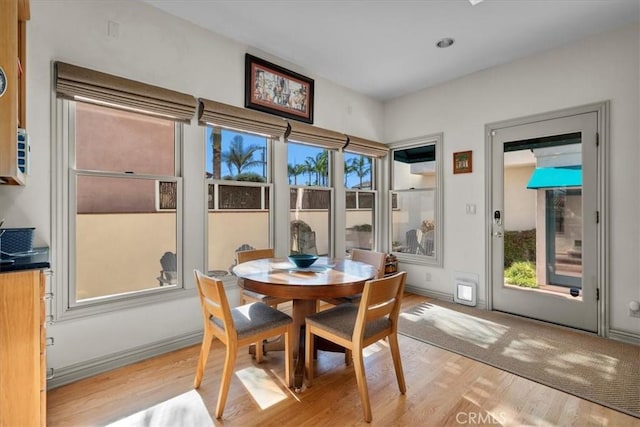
144;0;639;101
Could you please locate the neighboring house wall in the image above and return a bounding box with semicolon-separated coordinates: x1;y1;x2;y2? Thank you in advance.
76;103;175;213
385;23;639;335
504;165;536;232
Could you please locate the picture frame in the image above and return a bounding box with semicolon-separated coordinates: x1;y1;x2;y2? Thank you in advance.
245;53;314;124
453;150;473;174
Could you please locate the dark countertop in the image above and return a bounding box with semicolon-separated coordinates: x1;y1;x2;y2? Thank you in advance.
0;247;50;272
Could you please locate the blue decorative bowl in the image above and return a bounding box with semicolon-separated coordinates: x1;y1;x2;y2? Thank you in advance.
288;254;319;268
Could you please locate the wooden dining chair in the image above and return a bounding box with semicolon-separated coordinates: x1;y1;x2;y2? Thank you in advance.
304;271;407;423
193;270;293;419
321;248;387;306
237;248;294;360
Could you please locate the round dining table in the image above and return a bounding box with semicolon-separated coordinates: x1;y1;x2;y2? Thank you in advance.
232;256;377;390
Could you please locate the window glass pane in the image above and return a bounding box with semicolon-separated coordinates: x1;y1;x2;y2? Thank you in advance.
205;127;267;182
358;192;373;209
344;153;372;189
391;190;436;256
75;175;177;301
205;126;271;275
75;102;175;175
207;183;270;274
391;139;439;261
287;142;329;187
392;144;436;190
217;185;266;210
290;188;330;255
346;190;374;252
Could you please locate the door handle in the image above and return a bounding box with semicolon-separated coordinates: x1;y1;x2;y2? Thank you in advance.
493;231;503;238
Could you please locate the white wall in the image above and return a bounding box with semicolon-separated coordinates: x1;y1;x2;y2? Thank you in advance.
0;0;383;375
384;24;640;336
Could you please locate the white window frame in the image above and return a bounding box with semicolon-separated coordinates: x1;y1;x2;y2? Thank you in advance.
52;98;186;320
203;126;275;274
287;140;335;257
389;133;444;267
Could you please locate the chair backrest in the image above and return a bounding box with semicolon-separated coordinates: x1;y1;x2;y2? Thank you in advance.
193;270;236;341
351;248;387;279
160;251;177;271
353;272;407;342
298;231;318;255
405;229;419;254
421;230;434;256
236;248;275;264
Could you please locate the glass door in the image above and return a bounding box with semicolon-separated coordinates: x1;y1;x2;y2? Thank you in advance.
491;112;598;332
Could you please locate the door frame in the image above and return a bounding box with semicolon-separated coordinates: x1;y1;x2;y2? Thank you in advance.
484;101;609;336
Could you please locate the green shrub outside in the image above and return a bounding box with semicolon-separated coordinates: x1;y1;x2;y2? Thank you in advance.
505;261;538;288
352;224;372;232
504;229;536;268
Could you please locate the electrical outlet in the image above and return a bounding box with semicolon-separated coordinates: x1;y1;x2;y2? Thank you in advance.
107;20;120;39
425;272;431;282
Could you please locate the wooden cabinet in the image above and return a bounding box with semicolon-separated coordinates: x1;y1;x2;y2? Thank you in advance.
0;0;30;185
0;269;46;426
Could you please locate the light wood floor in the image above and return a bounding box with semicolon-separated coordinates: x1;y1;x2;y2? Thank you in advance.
47;294;640;426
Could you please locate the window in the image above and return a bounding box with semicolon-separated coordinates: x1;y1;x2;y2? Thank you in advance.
68;101;182;306
390;134;443;266
345;153;375;253
206;127;271;274
288;142;332;256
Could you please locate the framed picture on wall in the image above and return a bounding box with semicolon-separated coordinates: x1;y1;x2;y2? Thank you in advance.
453;150;473;174
244;54;314;124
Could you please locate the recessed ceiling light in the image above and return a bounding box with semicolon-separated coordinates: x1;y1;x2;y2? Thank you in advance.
436;38;455;48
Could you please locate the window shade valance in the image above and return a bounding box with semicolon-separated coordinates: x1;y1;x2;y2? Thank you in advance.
54;62;197;123
286;121;346;150
198;98;288;138
344;135;389;158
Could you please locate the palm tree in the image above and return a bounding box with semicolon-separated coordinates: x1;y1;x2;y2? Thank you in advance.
209;128;222;179
304;158;314;185
287;163;295;185
287;163;306;185
222;135;262;177
351;155;371;188
305;151;328;185
344;158;357;187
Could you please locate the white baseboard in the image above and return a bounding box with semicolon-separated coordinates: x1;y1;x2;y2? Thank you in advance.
607;329;640;345
47;330;203;390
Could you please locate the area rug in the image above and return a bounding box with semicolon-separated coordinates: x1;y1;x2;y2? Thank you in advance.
105;390;213;427
399;301;640;418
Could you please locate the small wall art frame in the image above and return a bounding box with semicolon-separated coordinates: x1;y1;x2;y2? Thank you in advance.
453;150;473;174
244;54;314;124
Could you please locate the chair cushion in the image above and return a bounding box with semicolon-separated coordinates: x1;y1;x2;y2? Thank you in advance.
210;302;292;340
306;304;391;341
